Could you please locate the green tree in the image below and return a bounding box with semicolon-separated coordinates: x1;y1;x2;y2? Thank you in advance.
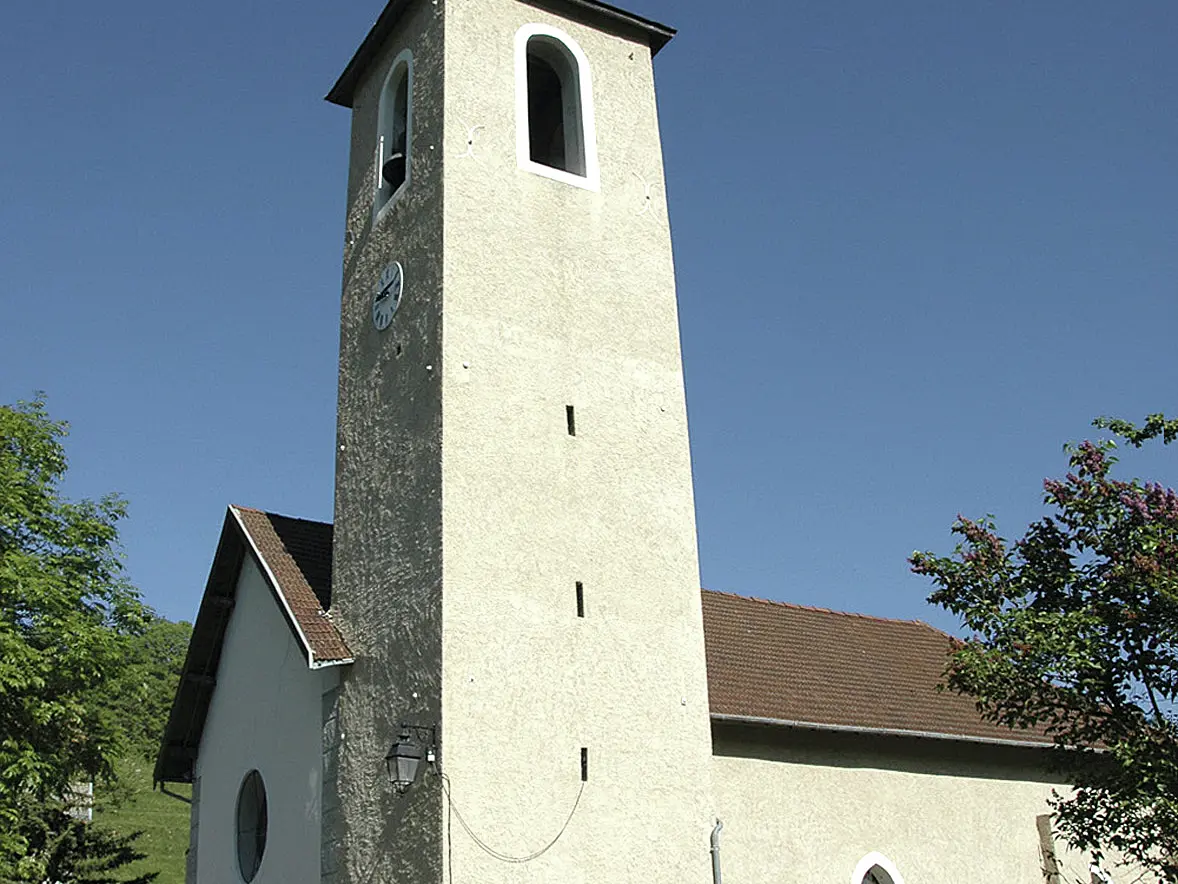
0;397;156;882
20;806;155;884
911;414;1178;879
104;617;193;762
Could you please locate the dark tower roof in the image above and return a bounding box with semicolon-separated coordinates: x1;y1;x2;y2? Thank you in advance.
326;0;676;108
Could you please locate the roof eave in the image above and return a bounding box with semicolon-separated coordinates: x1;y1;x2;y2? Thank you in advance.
325;0;675;108
326;0;415;107
711;713;1056;751
528;0;676;53
153;509;244;784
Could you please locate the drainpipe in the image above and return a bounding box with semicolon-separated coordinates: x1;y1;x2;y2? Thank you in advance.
710;820;724;884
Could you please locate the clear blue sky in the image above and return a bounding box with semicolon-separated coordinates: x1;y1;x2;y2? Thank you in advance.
2;1;1175;632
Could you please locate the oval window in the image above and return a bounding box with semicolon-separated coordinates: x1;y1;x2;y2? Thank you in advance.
235;769;268;882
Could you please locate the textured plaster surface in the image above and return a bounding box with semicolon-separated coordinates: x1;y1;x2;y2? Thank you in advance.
320;688;343;884
330;0;446;882
438;2;716;882
192;556;338;884
711;726;1154;883
334;1;713;882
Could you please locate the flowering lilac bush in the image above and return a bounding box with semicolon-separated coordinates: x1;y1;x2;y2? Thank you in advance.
912;414;1178;880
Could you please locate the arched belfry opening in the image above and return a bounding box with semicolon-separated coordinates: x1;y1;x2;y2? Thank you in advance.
375;50;412;215
862;866;895;884
526;36;584;175
515;23;599;189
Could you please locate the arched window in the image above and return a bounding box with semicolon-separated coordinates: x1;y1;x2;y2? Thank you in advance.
515;24;599;190
851;852;904;884
375;49;413;216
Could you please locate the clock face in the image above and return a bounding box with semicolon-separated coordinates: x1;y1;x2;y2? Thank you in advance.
372;261;404;331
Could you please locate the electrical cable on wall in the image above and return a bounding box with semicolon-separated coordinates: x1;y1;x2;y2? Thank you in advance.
446;784;454;884
438;772;585;864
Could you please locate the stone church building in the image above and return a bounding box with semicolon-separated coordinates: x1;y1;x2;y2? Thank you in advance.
154;1;1147;881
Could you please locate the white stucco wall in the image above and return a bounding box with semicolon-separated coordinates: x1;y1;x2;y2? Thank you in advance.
437;2;716;882
711;727;1154;883
193;556;337;884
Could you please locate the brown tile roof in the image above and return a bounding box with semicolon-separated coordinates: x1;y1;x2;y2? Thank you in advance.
702;589;1050;745
232;506;350;664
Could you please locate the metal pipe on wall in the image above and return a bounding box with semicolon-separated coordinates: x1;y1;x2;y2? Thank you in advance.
710;819;724;884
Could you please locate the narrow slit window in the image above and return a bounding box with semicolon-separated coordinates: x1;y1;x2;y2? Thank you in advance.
580;747;588;781
375;51;413;216
575;581;584;618
566;405;576;436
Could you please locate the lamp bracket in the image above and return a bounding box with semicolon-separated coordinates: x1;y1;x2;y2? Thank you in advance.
398;723;439;766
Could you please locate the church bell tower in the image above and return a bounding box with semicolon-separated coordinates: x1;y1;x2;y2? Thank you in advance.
325;1;714;881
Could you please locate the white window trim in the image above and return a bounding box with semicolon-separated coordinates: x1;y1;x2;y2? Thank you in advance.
374;48;414;222
851;852;905;884
514;23;600;192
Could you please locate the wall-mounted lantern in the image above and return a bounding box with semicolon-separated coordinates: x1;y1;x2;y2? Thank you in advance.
385;724;437;793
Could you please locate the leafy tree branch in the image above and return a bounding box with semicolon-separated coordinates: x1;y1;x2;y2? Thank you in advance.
1;397;160;882
911;414;1178;880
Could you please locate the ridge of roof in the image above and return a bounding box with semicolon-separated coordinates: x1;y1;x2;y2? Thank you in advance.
701;587;941;632
231;503;331;527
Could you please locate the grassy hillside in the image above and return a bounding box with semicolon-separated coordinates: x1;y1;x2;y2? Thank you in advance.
94;757;191;884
